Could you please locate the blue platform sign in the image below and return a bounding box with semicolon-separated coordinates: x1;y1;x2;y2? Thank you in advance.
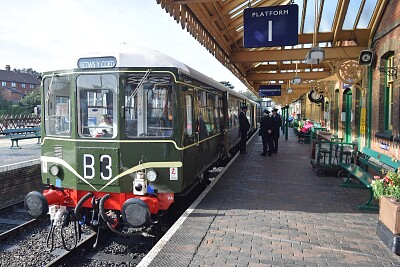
244;4;298;48
259;85;281;97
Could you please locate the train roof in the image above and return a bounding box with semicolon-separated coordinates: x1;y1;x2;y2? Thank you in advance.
64;44;254;103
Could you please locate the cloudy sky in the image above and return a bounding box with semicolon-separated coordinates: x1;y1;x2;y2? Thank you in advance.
0;0;247;92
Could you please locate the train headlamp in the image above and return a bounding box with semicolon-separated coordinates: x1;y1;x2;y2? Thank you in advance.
146;169;157;182
49;165;60;176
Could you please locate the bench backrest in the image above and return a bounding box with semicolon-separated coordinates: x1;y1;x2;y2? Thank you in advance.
361;147;400;172
4;127;41;134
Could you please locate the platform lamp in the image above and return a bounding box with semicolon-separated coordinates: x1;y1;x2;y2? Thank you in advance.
287;80;293;94
292;62;302;85
305;0;324;65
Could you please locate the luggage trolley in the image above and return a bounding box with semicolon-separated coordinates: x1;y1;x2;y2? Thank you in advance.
310;135;355;177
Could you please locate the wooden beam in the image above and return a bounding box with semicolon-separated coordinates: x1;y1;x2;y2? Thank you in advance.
173;0;220;4
231;46;366;63
246;71;331;81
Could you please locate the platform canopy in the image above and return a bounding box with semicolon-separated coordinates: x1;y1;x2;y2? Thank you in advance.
156;0;388;99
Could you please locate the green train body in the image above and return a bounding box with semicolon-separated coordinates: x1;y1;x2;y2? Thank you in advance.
25;45;259;236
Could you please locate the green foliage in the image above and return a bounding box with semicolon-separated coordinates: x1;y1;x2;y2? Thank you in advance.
238;89;260;101
19;90;41;114
219;81;234;90
372;171;400;200
0;90;40;115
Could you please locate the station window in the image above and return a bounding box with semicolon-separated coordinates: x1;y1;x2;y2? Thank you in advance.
11;82;16;87
22;83;26;88
384;55;394;130
2;81;6;87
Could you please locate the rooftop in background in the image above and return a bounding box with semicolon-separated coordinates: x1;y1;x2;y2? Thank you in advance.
0;65;40;85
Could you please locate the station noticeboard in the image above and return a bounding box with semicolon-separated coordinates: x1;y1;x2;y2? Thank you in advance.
259;85;281;97
243;4;298;48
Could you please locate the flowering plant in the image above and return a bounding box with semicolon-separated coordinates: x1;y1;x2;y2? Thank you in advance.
372;171;400;200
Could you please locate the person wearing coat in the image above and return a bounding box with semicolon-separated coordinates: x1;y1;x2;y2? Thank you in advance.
259;109;275;156
239;105;250;154
271;108;282;154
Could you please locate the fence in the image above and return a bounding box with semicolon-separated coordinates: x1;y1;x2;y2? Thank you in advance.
0;115;41;134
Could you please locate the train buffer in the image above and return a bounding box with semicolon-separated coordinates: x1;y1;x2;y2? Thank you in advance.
4;127;41;148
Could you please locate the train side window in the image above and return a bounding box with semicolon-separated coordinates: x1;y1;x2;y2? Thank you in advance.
44;75;71;136
186;95;193;136
125;73;173;138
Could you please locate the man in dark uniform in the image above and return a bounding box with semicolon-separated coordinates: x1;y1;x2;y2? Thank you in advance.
271;108;282;154
239;105;250;154
259;109;275;156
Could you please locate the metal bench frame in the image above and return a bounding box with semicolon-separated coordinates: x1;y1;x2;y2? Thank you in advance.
339;147;400;210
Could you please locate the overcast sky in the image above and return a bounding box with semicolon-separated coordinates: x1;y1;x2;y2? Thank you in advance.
0;0;247;92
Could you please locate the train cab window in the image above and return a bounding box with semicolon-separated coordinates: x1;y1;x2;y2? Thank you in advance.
44;75;71;136
77;74;117;138
125;73;173;138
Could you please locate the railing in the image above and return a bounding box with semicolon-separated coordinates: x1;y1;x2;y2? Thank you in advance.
0;115;41;134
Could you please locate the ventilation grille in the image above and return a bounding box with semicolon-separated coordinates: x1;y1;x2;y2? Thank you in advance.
54;145;63;159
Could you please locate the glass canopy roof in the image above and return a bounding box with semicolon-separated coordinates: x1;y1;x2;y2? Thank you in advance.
158;0;387;95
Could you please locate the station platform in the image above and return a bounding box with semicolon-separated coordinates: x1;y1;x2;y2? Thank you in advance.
0;135;40;171
140;130;400;267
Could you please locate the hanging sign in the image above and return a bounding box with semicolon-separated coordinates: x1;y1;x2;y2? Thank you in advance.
259;85;281;97
243;4;299;48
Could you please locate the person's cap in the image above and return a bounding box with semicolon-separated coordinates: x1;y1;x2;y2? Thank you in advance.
241;105;248;109
272;107;279;112
263;109;270;114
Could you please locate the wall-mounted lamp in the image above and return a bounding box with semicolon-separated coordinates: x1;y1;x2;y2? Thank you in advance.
305;46;325;64
378;66;398;79
287;88;293;94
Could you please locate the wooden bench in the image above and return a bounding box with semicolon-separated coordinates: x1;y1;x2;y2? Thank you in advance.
340;147;400;210
3;127;41;148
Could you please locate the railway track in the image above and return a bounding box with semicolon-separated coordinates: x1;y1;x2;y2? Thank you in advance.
0;201;38;242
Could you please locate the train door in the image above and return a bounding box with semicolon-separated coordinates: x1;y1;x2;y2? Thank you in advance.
195;89;208;173
182;87;198;184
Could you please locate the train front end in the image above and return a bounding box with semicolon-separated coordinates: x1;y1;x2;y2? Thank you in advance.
24;48;186;239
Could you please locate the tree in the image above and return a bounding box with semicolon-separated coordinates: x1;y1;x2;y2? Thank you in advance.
13;68;41;77
19;90;41;115
238;89;261;101
219;81;234;90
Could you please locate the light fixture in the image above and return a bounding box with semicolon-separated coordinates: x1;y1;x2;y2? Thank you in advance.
292;76;302;85
305;0;324;65
292;63;302;84
146;169;158;182
305;46;325;64
287;80;293;94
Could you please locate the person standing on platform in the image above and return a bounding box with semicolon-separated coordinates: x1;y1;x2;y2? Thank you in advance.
259;109;275;156
239;105;250;154
271;108;282;154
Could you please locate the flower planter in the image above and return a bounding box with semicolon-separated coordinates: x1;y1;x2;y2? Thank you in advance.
379;197;400;235
377;197;400;255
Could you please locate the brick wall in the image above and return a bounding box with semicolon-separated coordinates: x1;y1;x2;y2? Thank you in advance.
370;0;400;153
0;163;44;209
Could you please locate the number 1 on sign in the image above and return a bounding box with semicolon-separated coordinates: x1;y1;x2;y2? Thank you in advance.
268;21;272;41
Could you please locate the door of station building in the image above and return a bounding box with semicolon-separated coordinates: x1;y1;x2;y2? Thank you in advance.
345;90;352;143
